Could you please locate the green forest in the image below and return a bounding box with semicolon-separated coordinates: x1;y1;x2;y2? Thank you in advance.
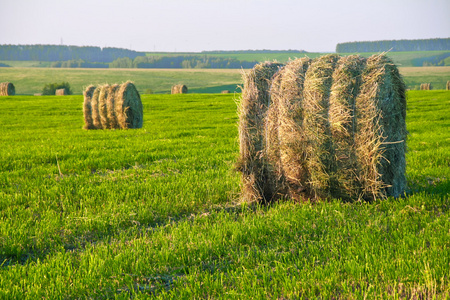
336;38;450;53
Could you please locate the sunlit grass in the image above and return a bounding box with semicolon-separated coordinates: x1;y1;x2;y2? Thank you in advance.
0;91;449;299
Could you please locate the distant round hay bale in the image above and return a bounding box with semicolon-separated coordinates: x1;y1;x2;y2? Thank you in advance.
91;86;102;129
238;54;407;203
268;57;311;201
420;83;431;90
83;85;97;130
171;84;188;94
221;90;231;94
83;82;143;130
55;88;68;95
237;61;284;202
98;84;111;129
115;81;143;129
107;84;120;129
0;82;15;96
447;81;450;90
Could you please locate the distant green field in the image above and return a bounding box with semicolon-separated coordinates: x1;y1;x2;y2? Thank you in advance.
0;91;448;298
1;65;449;95
0;68;243;95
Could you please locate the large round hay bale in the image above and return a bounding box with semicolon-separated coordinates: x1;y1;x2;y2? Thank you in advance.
447;81;450;90
55;88;68;95
171;84;188;94
0;82;15;96
115;81;143;129
83;85;97;130
237;61;284;202
238;54;407;202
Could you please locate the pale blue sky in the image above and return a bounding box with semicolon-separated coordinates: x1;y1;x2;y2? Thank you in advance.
0;0;449;52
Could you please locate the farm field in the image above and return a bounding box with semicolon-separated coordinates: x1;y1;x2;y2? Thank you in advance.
2;50;448;69
0;91;449;298
1;65;450;95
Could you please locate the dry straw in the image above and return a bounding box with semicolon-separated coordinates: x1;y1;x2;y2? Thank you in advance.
0;82;15;96
268;57;311;201
171;84;188;94
82;81;143;130
237;61;284;202
98;84;110;129
83;85;96;130
55;88;68;95
107;84;120;129
115;81;143;129
237;54;407;203
302;54;340;199
91;86;102;129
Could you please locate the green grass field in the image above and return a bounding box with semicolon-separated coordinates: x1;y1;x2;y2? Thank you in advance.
0;91;449;299
1;65;449;95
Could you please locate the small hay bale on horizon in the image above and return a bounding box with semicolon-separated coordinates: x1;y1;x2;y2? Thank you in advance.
0;82;15;96
446;80;450;90
221;90;231;94
420;83;431;90
82;81;143;130
55;88;68;95
171;84;188;94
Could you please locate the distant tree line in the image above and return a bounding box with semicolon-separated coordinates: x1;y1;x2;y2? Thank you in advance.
0;44;144;62
108;55;257;69
201;49;306;54
35;55;257;69
336;38;450;53
50;59;108;68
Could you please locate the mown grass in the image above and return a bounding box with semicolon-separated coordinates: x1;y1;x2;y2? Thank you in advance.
0;68;243;95
1;65;450;96
0;91;449;299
